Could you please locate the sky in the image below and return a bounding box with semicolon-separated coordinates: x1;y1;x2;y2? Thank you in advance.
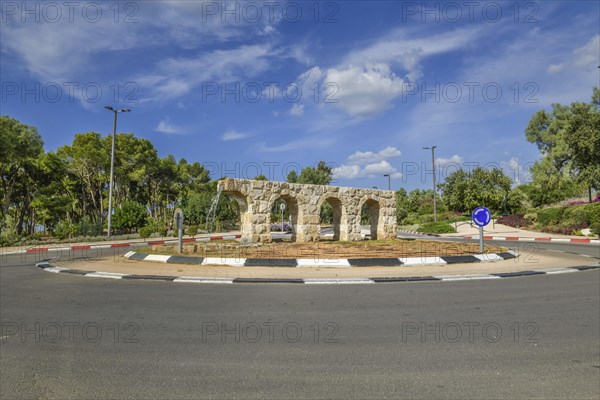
1;0;599;191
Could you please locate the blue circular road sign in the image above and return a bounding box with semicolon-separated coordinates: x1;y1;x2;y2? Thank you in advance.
472;206;492;227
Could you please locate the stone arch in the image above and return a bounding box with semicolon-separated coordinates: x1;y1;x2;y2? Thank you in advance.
219;185;257;244
317;195;345;241
219;178;397;243
267;193;300;241
358;196;384;240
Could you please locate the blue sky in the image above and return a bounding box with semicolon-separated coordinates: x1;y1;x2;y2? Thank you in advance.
2;0;599;190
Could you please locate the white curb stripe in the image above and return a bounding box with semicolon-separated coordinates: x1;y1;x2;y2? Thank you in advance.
474;254;504;262
434;274;501;281
296;259;351;267
173;276;234;283
85;272;126;279
45;267;67;273
124;251;135;258
533;268;577;274
303;278;374;284
144;254;171;263
400;256;447;266
202;257;246;267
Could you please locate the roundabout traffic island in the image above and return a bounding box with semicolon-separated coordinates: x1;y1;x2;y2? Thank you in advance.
126;238;516;267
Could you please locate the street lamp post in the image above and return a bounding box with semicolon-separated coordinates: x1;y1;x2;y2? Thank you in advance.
383;174;391;190
423;146;437;223
104;106;131;238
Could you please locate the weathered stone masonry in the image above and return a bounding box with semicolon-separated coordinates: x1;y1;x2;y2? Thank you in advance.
218;178;397;243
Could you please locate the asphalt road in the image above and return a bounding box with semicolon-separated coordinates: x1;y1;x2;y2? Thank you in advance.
1;246;599;399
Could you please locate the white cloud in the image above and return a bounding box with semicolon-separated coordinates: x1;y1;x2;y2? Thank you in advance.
333;146;402;179
256;136;335;152
435;155;464;167
325;63;406;118
547;64;564;74
137;44;273;102
343;27;481;82
222;129;248;141
573;34;599;69
348;146;402;165
289;104;304;116
155;119;182;135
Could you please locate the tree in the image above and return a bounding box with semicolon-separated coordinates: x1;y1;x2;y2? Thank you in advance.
0;116;44;232
564;94;600;200
439;167;513;213
525;87;599;203
287;161;333;185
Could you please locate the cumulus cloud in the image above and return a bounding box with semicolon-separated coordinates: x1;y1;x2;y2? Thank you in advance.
333;146;402;180
348;146;402;165
435;154;464;167
155;119;182;135
289;104;304;116
547;64;564;74
324;63;406;118
573;34;599;69
222;129;248;141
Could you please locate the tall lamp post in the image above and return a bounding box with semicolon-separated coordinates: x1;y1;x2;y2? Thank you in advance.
104;106;131;238
383;174;391;190
423;146;437;223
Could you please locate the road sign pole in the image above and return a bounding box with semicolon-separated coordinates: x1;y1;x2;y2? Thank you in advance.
177;214;183;254
472;206;491;254
279;202;286;233
479;225;484;253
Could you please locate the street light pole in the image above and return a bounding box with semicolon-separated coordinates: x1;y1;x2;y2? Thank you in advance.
104;106;131;238
423;146;437;223
383;174;390;190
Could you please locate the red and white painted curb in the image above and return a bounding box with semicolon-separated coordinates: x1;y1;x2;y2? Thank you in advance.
1;234;241;255
463;235;599;245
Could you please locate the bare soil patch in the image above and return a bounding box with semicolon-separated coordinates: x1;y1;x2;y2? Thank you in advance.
141;239;506;259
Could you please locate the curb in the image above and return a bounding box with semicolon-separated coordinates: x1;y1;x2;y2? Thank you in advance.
2;234;242;255
123;250;520;267
463;235;600;245
35;261;599;285
397;229;440;237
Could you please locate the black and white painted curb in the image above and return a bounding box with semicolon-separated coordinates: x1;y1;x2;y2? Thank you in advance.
123;250;519;267
35;261;600;284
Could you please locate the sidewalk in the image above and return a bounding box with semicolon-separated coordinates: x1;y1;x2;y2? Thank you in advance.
441;221;599;243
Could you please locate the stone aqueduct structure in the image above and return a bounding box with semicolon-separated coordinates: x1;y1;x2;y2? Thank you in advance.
218;178;397;243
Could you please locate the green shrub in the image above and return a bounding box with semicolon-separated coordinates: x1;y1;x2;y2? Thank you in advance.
590;222;600;237
112;201;147;233
417;222;456;234
585;203;600;225
561;205;589;226
537;206;565;226
186;225;198;236
77;216;103;237
54;220;77;240
139;226;153;239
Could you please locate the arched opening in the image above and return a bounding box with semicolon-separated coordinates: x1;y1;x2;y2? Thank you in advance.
319;197;342;241
221;190;251;242
360;199;380;240
268;194;298;241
